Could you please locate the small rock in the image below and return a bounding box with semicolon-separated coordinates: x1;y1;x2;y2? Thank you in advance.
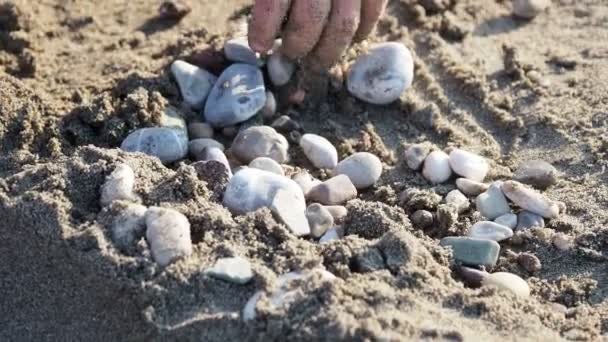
145;207;192;267
456;178;489;196
319;226;343;244
422;151;452;184
198;147;232;176
204;63;266;127
440;236;501;267
224;37;261;66
188;122;214;140
448;149;489;182
482;272;530;298
404;143;430;170
445;189;469;213
292;170;321;198
268;51;295;86
494;213;517;229
517;253;542;273
188;138;225;160
111;202;147;251
347;42;414;104
206;256;253;284
516;210;545;231
260;91;277;119
457;266;488;287
411;209;434;228
308;175;358;205
306;203;334;238
334;152;382;189
324;205;348;223
100;164;139;206
231;126;289;164
475;182;511;220
299;134;338;169
270;188;310;236
271;115;300;133
171;60;217;109
160;106;187;132
513;0;550;19
159;0;191;20
121;127;188;164
513;160;558;189
468;221;513;242
553;233;572;251
501;181;559;219
249;157;284;175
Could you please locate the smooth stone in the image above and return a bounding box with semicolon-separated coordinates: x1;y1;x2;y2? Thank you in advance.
300;134;338;169
145;207;192;267
271;115;300;133
268;51;295;86
121;127;188;164
188;122;214;140
411;209;433;228
456;178;489;196
249;157;284;175
199;147;232;176
188;138;225;160
516;210;545;231
468;221;514;242
334;152;382;189
445;189;469;213
475;182;511;220
306;203;334;238
292;170;321;198
307;175;358;205
171;60;217;109
160;106;187;132
422;151;452;184
224;36;261;66
204;63;266;127
513;0;550;19
494;213;517;229
324;205;348;223
260;91;277;119
440;237;500;267
223;168;309;236
100;163;139;206
231;126;289;164
347;42;414;104
449;149;489;182
482;272;530;298
111;202;147;250
206;256;253;285
513;160;558;189
501;181;559;219
319;226;343;244
404;144;430;170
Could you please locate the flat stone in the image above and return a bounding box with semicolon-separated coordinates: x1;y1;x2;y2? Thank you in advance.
121;127;188;164
334;152;382;189
513;160;558;189
100;163;139;206
482;272;530;298
449;149;489;182
456;178;489;196
145;207;192;267
513;0;550;19
231;126;289;164
440;237;500;267
411;209;433;228
501;180;559;218
224;36;261;66
468;221;513;242
324;205;348;223
111;202;147;251
475;182;511;220
306;203;334;238
188;138;225;160
188;122;214;140
268;51;295;86
445;189;469;213
516;210;545;231
494;213;517;229
404;144;430;170
347;42;414;104
319;226;343;244
307;175;358;205
171;60;217;109
422;151;452;184
249;157;284;175
204;63;266;127
300;134;338;169
206;256;253;284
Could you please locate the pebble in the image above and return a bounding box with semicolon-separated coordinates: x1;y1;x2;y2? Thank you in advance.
457;266;488;287
188;122;214;140
445;189;469;213
308;175;358;205
171;60;217;109
501;181;559;219
268;51;295;86
121;127;188;164
422;151;452;184
347;42;414;104
513;0;551;19
475;182;511;220
206;256;253;285
223;168;309;236
271;115;300;133
552;233;572;251
188;138;225;160
482;272;530;298
411;209;434;228
249;157;284;175
319;226;343;244
111;202;147;250
204;63;267;127
306;203;334;238
513;160;558;189
324;205;348;223
260;91;277;119
494;213;517;229
145;207;192;267
404;144;430;170
299;134;338;169
516;210;545;231
334;152;382;189
468;221;513;242
456;178;489;196
199;147;232;176
160;106;187;132
100;163;139;206
292;170;321;198
517;252;542;273
440;237;500;267
224;36;261;66
448;149;489;182
231;126;289;164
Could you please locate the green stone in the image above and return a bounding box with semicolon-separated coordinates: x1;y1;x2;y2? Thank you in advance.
440;237;500;267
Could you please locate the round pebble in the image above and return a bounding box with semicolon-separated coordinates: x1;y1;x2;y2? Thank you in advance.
145;207;192;267
188;122;214;140
516;210;545;231
249;157;284;175
494;213;517;229
501;181;559;219
224;36;261;66
334;152;382;189
449;149;489;182
121;127;188;164
404;143;430;170
445;189;469;213
513;0;550;19
100;163;139;206
475;182;511;220
111;202;147;251
411;209;434;228
308;175;358;205
268;51;295;86
206;256;253;284
347;42;414;104
299;134;338;169
306;203;334;238
188;138;225;160
513;160;558;189
171;60;217;109
231;126;289;164
204;63;267;127
422;151;452;184
517;252;542;273
482;272;530;298
468;221;514;242
456;178;489;196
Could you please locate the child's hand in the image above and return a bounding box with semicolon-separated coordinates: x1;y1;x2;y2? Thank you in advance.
248;0;387;71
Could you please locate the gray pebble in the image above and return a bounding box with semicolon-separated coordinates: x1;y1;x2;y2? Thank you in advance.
468;221;513;242
456;178;489;196
308;175;358;205
145;207;192;267
475;182;510;220
411;209;433;228
206;256;253;284
249;157;284;175
188;138;225;161
516;210;545;231
334;152;382;189
224;37;261;66
121;127;188;164
404;144;430;170
300;133;338;169
494;213;517;229
171;60;217;109
260;91;277;119
231;126;289;164
306;203;334;238
268;51;295;86
188;122;214;140
271;115;300;133
440;236;501;267
514;160;558;189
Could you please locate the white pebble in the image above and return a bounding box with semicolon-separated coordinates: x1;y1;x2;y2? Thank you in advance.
482;272;530;298
404;144;430;170
249;157;284;175
468;221;514;242
422;151;452;184
100;164;139;206
448;149;489;182
494;213;518;229
111;202;147;250
231;126;289;164
320;226;343;244
145;207;192;267
334;152;382;189
513;0;550;19
206;256;253;284
299;134;338;169
501;181;559;219
171;60;217;109
456;178;489;196
292;170;322;198
306;203;334;238
445;189;469;213
268;51;295;86
476;182;511;220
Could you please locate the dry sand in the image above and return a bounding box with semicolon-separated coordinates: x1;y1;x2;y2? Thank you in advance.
1;0;607;340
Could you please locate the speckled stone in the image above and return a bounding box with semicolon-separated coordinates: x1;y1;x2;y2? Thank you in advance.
411;209;433;228
121;127;188;164
440;236;500;267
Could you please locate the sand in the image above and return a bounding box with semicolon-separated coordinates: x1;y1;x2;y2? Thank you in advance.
1;0;607;340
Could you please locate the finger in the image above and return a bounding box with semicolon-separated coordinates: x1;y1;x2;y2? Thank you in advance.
307;0;361;71
354;0;387;41
281;0;331;60
248;0;291;53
